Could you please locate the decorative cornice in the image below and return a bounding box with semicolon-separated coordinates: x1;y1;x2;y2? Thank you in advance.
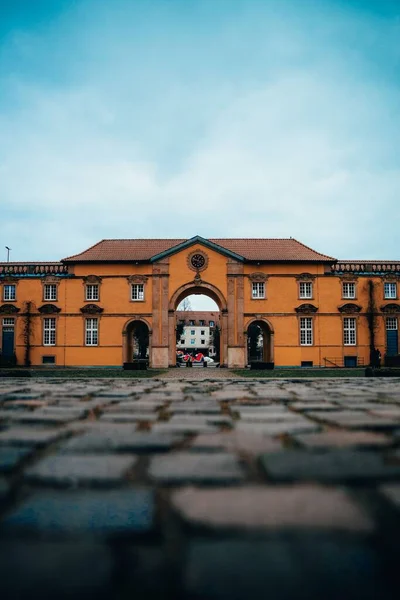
127;275;148;284
338;274;358;282
332;262;400;275
83;275;102;284
0;304;20;314
1;275;19;283
41;275;61;285
295;272;316;281
338;303;362;314
0;263;68;276
38;304;61;314
248;272;269;282
380;303;400;314
382;275;400;282
295;303;318;314
80;304;104;315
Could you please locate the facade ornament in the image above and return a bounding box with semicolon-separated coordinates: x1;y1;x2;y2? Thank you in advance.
338;274;358;282
382;274;400;282
38;304;61;314
83;275;102;284
295;304;318;314
1;275;19;283
193;272;203;285
0;304;20;314
41;275;60;284
248;272;269;282
295;273;316;281
80;304;104;314
338;303;362;314
380;303;400;314
127;275;148;284
187;250;209;273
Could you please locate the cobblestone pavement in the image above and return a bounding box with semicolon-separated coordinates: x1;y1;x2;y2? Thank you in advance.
1;376;400;599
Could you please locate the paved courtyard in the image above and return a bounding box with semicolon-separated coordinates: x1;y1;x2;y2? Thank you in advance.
1;375;400;599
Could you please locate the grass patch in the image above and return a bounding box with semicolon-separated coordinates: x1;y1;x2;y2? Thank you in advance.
0;368;165;379
233;368;367;378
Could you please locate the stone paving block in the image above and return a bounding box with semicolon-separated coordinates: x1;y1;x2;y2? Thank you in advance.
0;489;154;535
0;427;69;447
103;400;164;411
172;485;374;532
236;420;320;436
183;539;386;600
191;431;282;455
169;415;233;427
152;422;219;435
169;403;221;414
149;452;245;484
294;430;392;449
234;410;306;423
3;400;51;409
100;412;159;423
24;453;137;486
306;410;400;430
289;402;338;411
8;411;84;425
261;450;400;482
379;483;400;509
5;392;43;400
0;445;33;473
96;390;135;398
0;540;113;599
60;430;182;453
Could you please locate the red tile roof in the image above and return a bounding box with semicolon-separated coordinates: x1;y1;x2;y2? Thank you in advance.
63;238;335;263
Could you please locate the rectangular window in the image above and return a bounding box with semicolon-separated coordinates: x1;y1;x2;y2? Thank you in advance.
85;318;98;346
199;320;205;326
342;282;355;299
42;356;56;364
180;338;185;344
299;282;313;299
384;282;397;299
179;319;185;325
300;317;313;345
190;339;195;344
189;320;195;326
44;284;57;301
201;339;205;345
85;284;99;301
190;329;195;335
386;317;398;330
209;320;215;327
200;330;205;335
43;318;56;346
131;284;144;301
252;282;265;299
343;317;356;346
3;284;16;301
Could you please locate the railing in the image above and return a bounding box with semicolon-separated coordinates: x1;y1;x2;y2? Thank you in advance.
0;263;69;276
323;357;365;368
331;262;400;275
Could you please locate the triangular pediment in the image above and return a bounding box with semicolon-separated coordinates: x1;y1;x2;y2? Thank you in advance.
150;236;244;262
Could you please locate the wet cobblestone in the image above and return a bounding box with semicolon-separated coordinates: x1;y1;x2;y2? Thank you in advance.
0;375;400;599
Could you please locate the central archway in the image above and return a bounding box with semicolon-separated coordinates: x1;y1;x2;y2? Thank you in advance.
168;282;228;367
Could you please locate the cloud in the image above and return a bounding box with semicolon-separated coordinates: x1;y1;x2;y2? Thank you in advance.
0;0;399;262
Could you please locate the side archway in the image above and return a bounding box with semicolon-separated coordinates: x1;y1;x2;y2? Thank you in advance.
122;318;152;365
245;317;274;364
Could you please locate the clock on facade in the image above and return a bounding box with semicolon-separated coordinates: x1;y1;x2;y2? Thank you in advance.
188;250;208;272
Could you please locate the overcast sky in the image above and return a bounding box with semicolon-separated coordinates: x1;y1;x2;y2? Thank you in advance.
1;0;400;272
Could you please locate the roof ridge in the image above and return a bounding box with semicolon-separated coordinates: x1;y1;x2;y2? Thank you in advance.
62;239;107;261
290;237;336;261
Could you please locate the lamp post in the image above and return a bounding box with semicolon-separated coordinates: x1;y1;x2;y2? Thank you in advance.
5;246;11;262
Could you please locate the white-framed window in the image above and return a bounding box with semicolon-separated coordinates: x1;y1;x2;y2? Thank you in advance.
131;283;144;301
2;317;15;330
3;284;16;301
342;282;355;299
190;329;195;335
85;284;99;301
200;330;205;335
384;282;397;299
386;317;398;330
44;284;57;301
343;317;356;346
43;318;56;346
201;339;205;345
299;282;313;299
85;318;98;346
299;317;313;345
252;282;265;299
209;320;215;327
190;339;195;344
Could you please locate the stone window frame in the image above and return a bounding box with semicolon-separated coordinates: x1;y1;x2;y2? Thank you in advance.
384;281;397;300
248;273;268;300
342;281;357;300
296;273;315;301
127;275;148;303
83;275;102;302
299;316;314;346
43;316;57;346
343;316;357;346
41;276;60;303
85;317;99;346
3;283;17;302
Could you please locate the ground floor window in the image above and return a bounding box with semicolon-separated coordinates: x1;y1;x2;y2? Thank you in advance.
343;317;356;346
85;318;99;346
43;318;56;346
300;317;313;345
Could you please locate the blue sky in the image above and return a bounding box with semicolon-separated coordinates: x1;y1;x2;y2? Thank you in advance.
1;0;400;265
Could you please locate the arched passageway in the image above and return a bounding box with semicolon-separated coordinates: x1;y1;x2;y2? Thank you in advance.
246;319;274;365
122;319;152;365
168;283;228;367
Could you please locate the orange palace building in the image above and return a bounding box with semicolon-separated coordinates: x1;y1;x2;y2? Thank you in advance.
0;236;399;369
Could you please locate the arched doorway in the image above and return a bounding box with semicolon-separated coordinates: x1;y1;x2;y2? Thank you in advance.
245;319;274;365
168;283;228;367
122;318;152;366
